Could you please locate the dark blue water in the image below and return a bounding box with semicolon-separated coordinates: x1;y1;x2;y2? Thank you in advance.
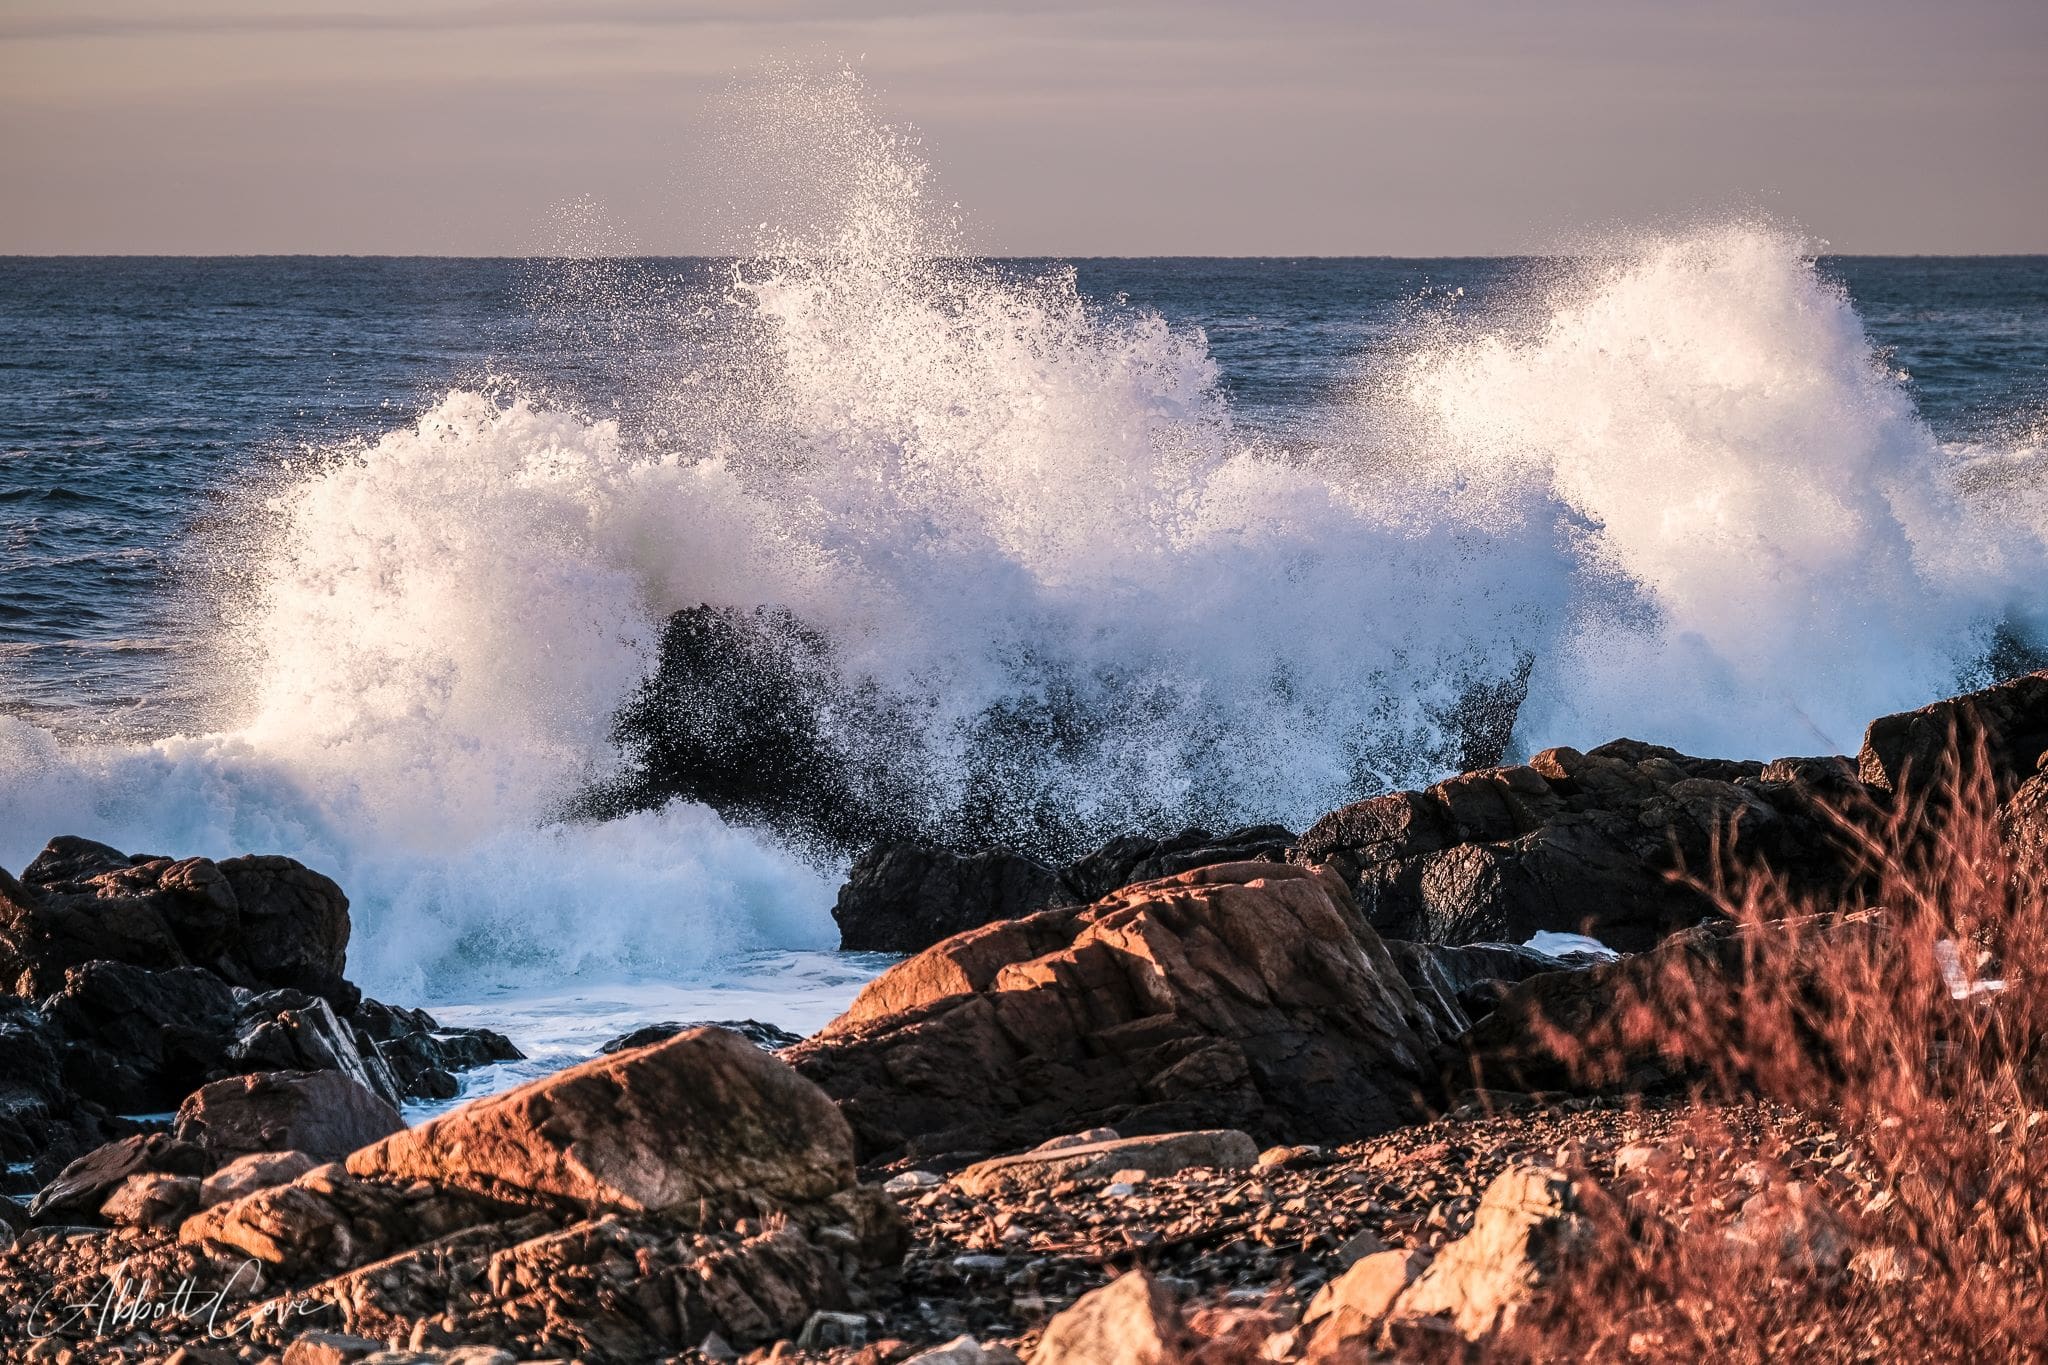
3;255;2046;738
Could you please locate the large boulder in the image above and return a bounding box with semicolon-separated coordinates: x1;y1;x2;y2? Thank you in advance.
1859;670;2048;805
1;837;353;1003
1294;742;1862;951
789;863;1450;1162
833;845;1076;954
347;1026;858;1218
1060;825;1295;904
175;1070;404;1163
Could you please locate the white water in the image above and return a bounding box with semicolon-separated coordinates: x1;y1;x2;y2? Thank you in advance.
4;73;2047;1040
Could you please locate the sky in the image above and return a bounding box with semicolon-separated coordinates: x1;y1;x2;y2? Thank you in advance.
2;0;2044;256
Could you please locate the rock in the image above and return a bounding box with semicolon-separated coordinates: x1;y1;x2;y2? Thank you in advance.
1294;742;1862;951
955;1131;1258;1197
1302;1249;1430;1356
1062;825;1297;903
833;844;1077;953
176;1069;404;1162
2001;771;2048;886
790;863;1449;1161
1033;1269;1186;1365
99;1171;202;1229
1726;1180;1849;1273
349;999;523;1100
281;1334;387;1365
201;1149;321;1206
1446;910;1886;1097
797;1308;870;1348
228;990;405;1109
903;1339;1024;1365
1859;669;2048;804
1385;940;1576;1035
347;1026;860;1218
39;960;242;1113
599;1018;803;1053
0;838;352;1002
27;1131;211;1222
1035;1127;1119;1151
884;1170;942;1193
1384;1164;1589;1339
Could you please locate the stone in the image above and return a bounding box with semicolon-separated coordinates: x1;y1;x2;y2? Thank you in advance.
955;1131;1258;1197
599;1018;802;1053
176;1069;404;1162
98;1171;202;1229
796;1308;870;1348
884;1170;941;1193
1385;940;1577;1035
1295;742;1864;951
201;1149;321;1206
1303;1248;1431;1356
227;991;404;1109
790;863;1449;1161
1859;669;2048;804
0;838;352;1002
903;1338;1024;1365
1033;1269;1186;1365
281;1334;387;1365
833;843;1077;953
27;1131;211;1222
347;1026;858;1218
1062;825;1297;903
1386;1164;1589;1339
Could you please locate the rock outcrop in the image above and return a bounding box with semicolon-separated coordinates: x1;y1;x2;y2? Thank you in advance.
1858;669;2048;805
833;845;1077;954
174;1070;404;1162
1294;741;1863;951
790;863;1449;1162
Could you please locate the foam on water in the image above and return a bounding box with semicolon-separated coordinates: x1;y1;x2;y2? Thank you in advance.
4;71;2047;1022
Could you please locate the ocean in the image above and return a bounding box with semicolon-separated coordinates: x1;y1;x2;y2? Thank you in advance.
4;234;2047;1086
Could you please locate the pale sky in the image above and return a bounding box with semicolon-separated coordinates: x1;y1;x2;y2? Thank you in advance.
3;0;2044;256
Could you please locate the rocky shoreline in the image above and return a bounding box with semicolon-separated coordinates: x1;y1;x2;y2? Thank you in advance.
4;672;2048;1361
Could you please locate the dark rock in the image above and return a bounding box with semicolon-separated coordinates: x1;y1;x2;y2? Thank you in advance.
790;863;1449;1162
27;1131;211;1223
229;990;404;1109
1295;741;1863;951
834;844;1077;953
1444;911;1887;1097
0;838;352;1004
1061;824;1296;903
600;1019;804;1053
349;997;522;1100
175;1070;404;1163
1859;670;2048;805
1386;941;1577;1035
41;961;241;1113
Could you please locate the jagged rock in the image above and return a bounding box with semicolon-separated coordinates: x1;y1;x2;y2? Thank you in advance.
834;844;1076;953
350;1000;522;1102
201;1149;320;1207
27;1131;211;1223
228;990;404;1109
1446;911;1886;1097
180;1160;510;1276
1859;669;2048;804
39;960;242;1112
1295;741;1862;951
175;1070;403;1163
1061;825;1295;903
1;838;352;1003
600;1019;803;1054
1302;1249;1430;1358
348;1026;867;1220
1032;1269;1186;1365
790;863;1449;1162
954;1130;1258;1197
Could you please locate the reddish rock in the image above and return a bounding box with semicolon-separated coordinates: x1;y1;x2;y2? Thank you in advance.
200;1149;320;1207
1032;1269;1187;1365
790;863;1448;1161
175;1069;403;1162
348;1026;859;1218
1859;669;2048;804
26;1131;210;1223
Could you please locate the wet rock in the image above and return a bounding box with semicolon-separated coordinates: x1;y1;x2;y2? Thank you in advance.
229;990;405;1109
954;1130;1258;1197
1859;669;2048;804
599;1018;803;1053
1385;940;1576;1034
834;844;1077;953
39;960;242;1113
175;1070;404;1163
792;863;1448;1162
349;1000;523;1101
1033;1269;1186;1365
1061;825;1296;903
1;838;352;1003
1295;742;1861;951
